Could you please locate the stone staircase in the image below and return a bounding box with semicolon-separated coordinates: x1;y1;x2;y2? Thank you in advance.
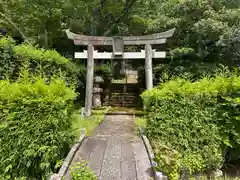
104;83;140;107
109;93;139;107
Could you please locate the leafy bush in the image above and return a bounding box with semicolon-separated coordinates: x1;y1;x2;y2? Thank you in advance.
0;38;80;83
95;63;112;81
142;72;240;179
0;73;77;179
70;161;97;180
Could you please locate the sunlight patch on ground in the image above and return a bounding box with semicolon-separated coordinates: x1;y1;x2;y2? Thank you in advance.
72;107;110;137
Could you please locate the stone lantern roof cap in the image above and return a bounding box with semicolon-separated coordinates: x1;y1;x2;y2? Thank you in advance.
94;76;104;83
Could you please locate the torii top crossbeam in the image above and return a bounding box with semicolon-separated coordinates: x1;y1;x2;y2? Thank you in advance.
66;29;175;46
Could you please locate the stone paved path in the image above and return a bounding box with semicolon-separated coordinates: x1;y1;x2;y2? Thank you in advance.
65;113;154;180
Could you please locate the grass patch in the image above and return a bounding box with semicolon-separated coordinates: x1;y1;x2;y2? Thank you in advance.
109;107;134;113
72;107;109;137
135;117;147;129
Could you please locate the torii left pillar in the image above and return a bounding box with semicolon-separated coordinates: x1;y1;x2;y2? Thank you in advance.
145;44;153;90
85;44;94;117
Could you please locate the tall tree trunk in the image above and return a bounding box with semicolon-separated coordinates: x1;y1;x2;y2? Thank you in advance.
44;29;48;49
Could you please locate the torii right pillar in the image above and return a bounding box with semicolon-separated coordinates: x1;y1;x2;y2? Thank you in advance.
145;44;153;90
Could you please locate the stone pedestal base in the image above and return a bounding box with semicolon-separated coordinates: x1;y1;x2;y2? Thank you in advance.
93;87;103;107
93;93;101;107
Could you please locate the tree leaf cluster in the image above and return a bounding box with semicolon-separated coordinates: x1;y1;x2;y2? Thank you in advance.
0;37;84;85
2;0;240;79
70;161;97;180
139;0;240;82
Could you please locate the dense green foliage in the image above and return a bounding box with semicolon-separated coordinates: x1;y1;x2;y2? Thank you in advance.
2;0;240;88
72;107;109;137
70;161;97;180
143;0;240;83
142;71;240;179
0;0;143;49
0;37;80;81
0;73;77;179
2;0;240;179
2;0;240;73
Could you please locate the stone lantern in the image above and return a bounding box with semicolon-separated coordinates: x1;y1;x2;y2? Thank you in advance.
93;76;104;107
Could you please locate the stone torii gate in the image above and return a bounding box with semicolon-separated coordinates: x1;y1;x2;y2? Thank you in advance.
66;29;175;116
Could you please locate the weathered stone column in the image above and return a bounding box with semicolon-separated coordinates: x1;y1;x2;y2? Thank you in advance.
145;44;153;90
93;76;104;107
85;44;94;117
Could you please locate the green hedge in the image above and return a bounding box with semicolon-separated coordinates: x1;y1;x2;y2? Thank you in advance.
142;73;240;179
0;38;81;82
0;74;77;179
0;38;15;79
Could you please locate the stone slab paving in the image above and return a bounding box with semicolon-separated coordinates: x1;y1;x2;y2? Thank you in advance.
65;113;154;180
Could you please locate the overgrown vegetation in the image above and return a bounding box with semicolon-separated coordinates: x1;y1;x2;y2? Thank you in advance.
70;161;97;180
72;107;109;137
0;72;77;179
142;70;240;179
135;117;147;129
0;38;109;178
0;37;82;83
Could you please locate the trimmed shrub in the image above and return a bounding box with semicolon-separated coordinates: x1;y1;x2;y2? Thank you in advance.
0;73;77;179
95;63;112;82
0;38;81;83
142;73;240;179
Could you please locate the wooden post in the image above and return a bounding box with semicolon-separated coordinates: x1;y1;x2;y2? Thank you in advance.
85;44;94;117
145;44;153;90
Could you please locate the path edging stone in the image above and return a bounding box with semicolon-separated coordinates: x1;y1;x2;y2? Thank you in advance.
50;129;86;180
139;127;168;180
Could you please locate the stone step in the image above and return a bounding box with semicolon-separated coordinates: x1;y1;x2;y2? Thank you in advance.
111;95;138;97
112;87;137;90
104;91;140;107
110;96;138;99
110;97;138;101
111;94;138;97
111;93;137;95
108;102;139;105
110;100;138;102
111;83;138;87
112;86;137;89
112;90;138;93
105;98;138;101
110;96;139;101
109;104;139;107
110;101;138;105
110;85;139;92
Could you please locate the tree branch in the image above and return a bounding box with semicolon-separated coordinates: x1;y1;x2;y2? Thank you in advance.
0;12;28;40
0;1;28;40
